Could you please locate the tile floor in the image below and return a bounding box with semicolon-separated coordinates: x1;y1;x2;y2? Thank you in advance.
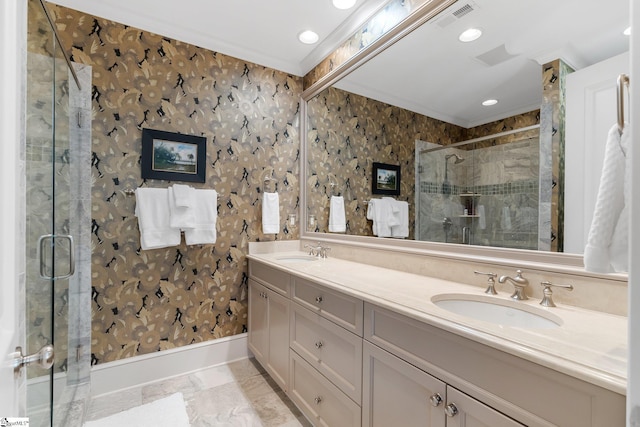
83;358;312;426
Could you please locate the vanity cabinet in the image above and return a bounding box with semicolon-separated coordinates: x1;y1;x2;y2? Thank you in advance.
247;263;291;392
364;303;625;427
247;259;625;427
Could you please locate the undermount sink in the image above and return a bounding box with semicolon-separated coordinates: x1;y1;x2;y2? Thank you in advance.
431;294;562;329
275;256;318;262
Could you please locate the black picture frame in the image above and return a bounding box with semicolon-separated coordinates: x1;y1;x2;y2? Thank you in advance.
141;128;206;183
372;162;401;196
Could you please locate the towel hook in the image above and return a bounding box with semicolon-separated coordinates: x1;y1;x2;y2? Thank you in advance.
617;73;630;135
263;177;276;193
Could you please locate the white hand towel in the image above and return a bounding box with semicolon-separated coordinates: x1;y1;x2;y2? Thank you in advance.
390;200;409;238
500;206;512;230
134;188;181;250
477;205;486;230
172;184;195;208
584;124;629;273
262;192;280;234
183;189;218;245
329;196;346;233
366;199;395;237
168;186;196;229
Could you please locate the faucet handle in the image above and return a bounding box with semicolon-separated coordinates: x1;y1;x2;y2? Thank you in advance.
474;271;498;295
539;281;573;307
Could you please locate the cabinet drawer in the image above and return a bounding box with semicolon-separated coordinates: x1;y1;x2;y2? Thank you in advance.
249;261;290;296
364;303;625;427
290;303;362;403
289;350;361;427
292;277;363;335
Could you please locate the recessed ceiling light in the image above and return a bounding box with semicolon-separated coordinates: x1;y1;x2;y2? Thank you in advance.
482;99;498;106
298;30;319;44
459;28;482;43
624;26;631;36
333;0;356;9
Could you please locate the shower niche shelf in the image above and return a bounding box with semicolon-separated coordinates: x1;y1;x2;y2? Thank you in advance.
459;193;482;217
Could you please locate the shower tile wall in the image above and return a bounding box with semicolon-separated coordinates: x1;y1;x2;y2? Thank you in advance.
49;5;301;364
418;137;540;249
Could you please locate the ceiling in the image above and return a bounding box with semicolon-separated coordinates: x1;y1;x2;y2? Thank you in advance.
47;0;391;76
335;0;630;127
48;0;630;128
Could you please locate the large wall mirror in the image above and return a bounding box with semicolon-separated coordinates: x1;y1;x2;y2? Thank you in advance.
302;0;629;273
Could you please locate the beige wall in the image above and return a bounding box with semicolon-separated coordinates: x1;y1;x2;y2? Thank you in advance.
50;5;301;364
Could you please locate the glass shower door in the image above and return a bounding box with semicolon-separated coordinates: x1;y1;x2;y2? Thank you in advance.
26;0;91;424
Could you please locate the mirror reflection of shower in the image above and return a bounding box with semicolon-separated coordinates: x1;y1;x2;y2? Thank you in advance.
442;153;465;196
415;124;540;249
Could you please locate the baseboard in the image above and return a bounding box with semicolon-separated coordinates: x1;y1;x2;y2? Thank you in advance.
91;333;250;397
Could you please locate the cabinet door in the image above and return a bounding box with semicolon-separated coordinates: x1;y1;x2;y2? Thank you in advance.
266;288;290;391
248;279;268;363
445;387;524;427
363;341;446;427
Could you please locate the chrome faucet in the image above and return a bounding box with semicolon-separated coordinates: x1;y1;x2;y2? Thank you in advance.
303;242;331;258
498;269;529;301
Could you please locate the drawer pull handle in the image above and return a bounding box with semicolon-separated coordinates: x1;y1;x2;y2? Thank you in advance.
315;341;324;349
314;396;323;405
429;393;443;407
444;403;459;417
315;296;323;304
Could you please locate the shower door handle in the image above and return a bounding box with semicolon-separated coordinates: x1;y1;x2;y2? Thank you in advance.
10;345;55;376
38;234;75;280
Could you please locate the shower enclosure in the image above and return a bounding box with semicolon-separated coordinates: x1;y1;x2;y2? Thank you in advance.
415;126;540;250
25;0;92;425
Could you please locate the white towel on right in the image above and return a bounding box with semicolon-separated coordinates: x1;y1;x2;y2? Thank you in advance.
329;196;346;233
183;190;218;245
262;192;280;234
366;198;399;237
389;200;408;238
134;188;181;250
584;123;629;273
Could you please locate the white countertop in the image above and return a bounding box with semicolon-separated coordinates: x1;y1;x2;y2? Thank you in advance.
247;251;628;395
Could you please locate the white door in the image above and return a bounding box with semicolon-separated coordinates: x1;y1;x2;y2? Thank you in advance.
0;0;25;415
564;51;629;253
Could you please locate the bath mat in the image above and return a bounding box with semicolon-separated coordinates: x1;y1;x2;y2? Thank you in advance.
83;392;190;427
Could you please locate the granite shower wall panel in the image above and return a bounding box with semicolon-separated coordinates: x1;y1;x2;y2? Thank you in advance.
50;6;301;363
307;86;463;238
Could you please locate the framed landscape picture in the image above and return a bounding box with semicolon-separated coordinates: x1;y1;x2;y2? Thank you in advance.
372;162;401;196
141;128;206;183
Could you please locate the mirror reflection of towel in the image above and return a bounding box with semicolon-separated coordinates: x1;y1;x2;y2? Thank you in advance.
329;196;346;233
477;205;486;230
500;206;512;230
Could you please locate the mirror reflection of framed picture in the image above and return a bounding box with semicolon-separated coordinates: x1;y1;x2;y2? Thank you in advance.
141;128;206;183
372;162;400;195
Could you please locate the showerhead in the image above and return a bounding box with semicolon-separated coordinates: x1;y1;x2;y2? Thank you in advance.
445;153;465;164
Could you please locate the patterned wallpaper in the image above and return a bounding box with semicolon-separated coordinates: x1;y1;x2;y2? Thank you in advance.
50;5;301;364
